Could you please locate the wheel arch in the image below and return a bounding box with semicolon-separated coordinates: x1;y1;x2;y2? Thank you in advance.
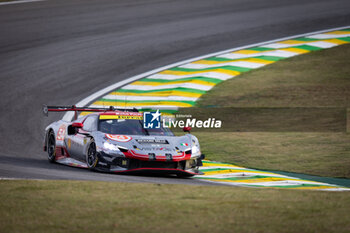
44;128;55;152
84;136;95;156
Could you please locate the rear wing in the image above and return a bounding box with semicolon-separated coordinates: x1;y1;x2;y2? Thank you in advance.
42;105;138;120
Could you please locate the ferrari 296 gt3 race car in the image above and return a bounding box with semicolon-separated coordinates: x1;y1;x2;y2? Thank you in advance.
43;106;204;177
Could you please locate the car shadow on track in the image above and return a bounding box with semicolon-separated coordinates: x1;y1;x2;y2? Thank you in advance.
0;155;201;182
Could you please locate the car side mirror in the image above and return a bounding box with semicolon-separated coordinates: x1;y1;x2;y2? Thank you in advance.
72;122;83;128
183;126;191;133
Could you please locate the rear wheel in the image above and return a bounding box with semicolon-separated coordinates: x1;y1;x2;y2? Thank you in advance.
47;131;56;163
86;140;98;170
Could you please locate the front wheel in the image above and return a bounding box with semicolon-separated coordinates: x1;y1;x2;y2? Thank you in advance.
176;171;196;178
47;131;56;163
86;140;98;170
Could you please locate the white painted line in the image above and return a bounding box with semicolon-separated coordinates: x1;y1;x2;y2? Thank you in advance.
0;0;44;6
198;172;293;179
180;61;266;69
307;33;350;39
193;178;350;190
63;25;350;121
218;50;299;59
263;41;338;49
306;41;338;48
237;180;329;187
321;188;350;191
262;42;305;49
199;166;246;170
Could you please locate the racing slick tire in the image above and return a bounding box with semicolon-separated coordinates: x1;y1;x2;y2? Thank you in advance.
47;130;56;163
86;139;98;170
176;167;198;178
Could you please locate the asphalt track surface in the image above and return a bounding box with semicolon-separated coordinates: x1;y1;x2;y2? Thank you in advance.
0;0;350;185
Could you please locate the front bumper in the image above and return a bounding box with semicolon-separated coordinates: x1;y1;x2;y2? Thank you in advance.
112;167;201;176
97;151;204;176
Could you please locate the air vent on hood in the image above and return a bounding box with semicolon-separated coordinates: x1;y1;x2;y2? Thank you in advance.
136;139;169;144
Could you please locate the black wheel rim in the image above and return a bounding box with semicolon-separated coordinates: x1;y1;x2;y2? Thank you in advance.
87;143;97;167
48;133;55;159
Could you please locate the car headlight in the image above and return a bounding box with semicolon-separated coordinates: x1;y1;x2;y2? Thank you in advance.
103;142;120;151
191;145;200;155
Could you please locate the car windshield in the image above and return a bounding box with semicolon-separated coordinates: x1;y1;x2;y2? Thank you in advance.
98;119;174;136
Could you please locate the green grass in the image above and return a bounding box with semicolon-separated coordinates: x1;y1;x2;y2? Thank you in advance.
188;44;350;178
1;180;350;233
196;132;350;178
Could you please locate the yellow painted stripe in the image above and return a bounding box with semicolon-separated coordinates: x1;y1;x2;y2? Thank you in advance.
280;47;310;54
94;100;194;107
275;38;348;47
324;30;350;35
232;49;264;55
202;163;244;169
111;91;203;98
278;40;305;45
230;177;306;184
278;38;347;47
244;58;275;64
198;178;292;184
132;79;216;87
192;60;224;65
202;169;277;176
193;58;274;65
160;69;240;76
323;38;349;45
